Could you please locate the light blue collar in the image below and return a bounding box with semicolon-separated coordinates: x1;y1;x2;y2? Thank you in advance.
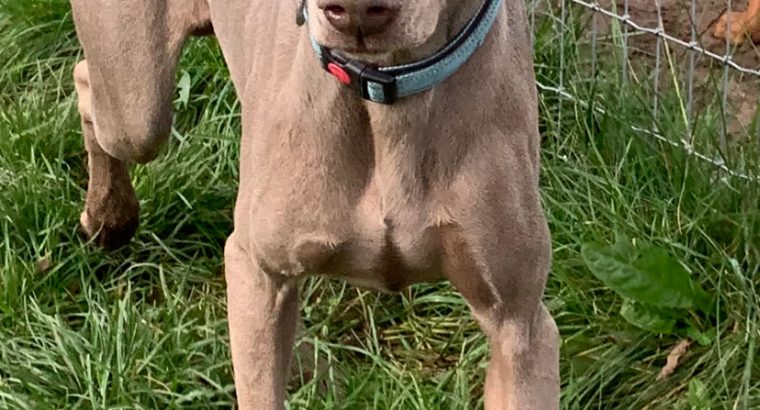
300;0;504;104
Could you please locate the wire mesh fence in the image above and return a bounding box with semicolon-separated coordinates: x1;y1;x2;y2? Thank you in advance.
528;0;760;181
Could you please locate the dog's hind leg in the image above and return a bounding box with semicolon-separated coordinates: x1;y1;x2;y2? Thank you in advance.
70;0;211;248
74;61;139;249
224;234;300;410
441;222;559;410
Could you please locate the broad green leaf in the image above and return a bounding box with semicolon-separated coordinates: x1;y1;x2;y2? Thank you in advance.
635;247;713;313
581;239;712;311
619;300;676;334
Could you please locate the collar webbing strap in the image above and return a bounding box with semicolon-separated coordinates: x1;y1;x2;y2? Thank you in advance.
302;0;503;104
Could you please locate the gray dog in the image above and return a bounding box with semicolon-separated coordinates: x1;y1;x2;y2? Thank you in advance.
69;0;559;408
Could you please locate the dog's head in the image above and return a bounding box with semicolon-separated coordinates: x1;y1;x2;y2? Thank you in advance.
305;0;463;62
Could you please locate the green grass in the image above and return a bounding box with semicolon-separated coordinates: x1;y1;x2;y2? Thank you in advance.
1;1;759;409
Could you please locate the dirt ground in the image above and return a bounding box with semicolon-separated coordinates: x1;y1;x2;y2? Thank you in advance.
591;0;760;137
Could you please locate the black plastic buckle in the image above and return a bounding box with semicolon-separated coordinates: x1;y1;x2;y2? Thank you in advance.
318;46;398;104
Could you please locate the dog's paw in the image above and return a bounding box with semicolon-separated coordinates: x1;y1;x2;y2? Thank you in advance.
713;10;760;45
79;194;139;250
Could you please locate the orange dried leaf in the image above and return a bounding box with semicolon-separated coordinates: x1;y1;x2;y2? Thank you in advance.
656;339;691;381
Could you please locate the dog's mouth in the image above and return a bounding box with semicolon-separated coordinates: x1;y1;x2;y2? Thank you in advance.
314;20;447;66
320;33;391;54
303;2;438;66
330;42;380;55
320;42;395;64
318;36;426;66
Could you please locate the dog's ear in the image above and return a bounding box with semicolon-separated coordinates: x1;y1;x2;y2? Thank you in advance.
189;0;214;36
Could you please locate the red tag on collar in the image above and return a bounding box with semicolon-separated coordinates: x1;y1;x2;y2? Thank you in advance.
327;62;351;85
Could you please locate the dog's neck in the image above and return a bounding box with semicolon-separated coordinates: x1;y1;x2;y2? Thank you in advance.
360;0;509;201
286;0;516;201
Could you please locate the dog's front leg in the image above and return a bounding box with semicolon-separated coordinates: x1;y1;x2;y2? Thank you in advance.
481;303;559;410
224;235;300;410
441;223;559;410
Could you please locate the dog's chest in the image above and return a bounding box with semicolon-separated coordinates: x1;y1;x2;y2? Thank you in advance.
241;83;457;290
250;174;448;292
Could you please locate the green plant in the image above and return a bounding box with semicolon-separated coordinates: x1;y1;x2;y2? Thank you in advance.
582;236;714;344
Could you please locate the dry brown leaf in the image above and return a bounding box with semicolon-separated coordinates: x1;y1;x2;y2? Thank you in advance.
36;256;52;273
656;339;691;381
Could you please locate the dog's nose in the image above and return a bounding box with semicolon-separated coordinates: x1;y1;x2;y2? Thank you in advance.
319;1;398;36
